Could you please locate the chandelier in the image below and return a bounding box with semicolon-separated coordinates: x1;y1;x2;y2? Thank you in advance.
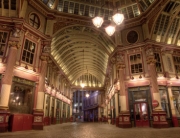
92;1;124;36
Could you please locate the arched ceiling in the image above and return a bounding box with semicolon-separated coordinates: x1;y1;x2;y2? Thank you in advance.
51;25;115;87
151;0;180;46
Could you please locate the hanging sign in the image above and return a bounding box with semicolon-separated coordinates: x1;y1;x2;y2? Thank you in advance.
152;100;159;108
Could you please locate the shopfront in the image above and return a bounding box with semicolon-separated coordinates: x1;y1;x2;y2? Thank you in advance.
128;86;152;127
128;86;171;127
8;77;35;131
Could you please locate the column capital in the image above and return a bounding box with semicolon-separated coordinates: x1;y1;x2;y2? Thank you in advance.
146;56;156;64
8;41;20;49
116;62;125;70
40;54;49;62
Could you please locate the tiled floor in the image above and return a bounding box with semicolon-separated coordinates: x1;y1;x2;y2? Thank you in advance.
0;122;180;138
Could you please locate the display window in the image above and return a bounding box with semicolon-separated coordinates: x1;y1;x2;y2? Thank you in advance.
172;87;180;117
9;77;35;114
44;95;50;117
159;86;170;118
56;100;60;123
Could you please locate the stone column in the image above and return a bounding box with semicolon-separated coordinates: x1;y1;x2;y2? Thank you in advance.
32;55;48;130
116;53;131;128
0;41;20;132
146;47;168;128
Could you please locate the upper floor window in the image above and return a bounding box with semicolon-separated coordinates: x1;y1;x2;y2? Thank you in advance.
4;0;9;9
11;0;16;10
0;31;8;56
130;53;143;74
154;53;163;72
173;56;180;74
22;39;36;64
29;13;40;29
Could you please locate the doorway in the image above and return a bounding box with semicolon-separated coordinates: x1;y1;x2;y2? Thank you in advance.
134;102;149;127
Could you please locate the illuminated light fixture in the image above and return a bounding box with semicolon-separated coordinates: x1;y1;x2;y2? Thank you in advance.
92;1;124;36
105;25;115;36
33;68;36;72
86;93;89;98
139;75;142;79
25;64;28;69
92;17;104;28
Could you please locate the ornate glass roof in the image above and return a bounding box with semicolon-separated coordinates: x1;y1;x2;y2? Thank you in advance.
41;0;156;20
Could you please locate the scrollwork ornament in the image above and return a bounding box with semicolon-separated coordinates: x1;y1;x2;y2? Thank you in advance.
8;41;20;49
40;55;49;62
116;54;124;63
146;57;156;64
146;48;154;56
116;63;125;70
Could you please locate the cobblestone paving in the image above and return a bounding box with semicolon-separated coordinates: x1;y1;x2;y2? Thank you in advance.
0;122;180;138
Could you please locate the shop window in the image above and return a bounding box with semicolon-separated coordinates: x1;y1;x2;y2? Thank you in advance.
173;56;180;74
45;95;50;117
0;31;8;56
4;0;9;9
22;39;36;64
172;87;180;117
29;13;40;29
159;86;170;118
154;53;163;72
9;84;33;114
130;53;143;74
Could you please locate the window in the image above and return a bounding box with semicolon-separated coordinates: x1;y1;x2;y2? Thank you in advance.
159;86;170;118
154;53;163;72
173;56;180;74
22;39;36;64
130;54;143;74
11;0;16;10
4;0;9;9
172;87;180;117
29;13;40;29
9;78;34;114
0;32;8;56
45;95;50;117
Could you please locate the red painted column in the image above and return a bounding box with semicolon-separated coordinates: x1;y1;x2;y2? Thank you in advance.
32;55;48;130
0;41;20;132
117;62;131;128
146;53;168;128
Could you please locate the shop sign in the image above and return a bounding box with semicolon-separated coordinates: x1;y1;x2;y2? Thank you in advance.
152;100;159;108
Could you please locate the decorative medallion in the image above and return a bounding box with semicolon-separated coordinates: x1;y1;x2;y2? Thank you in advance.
160;116;166;121
127;30;138;44
153;116;158;121
124;116;129;122
34;116;42;122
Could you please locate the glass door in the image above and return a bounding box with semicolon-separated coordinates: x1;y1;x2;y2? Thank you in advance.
134;102;149;127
